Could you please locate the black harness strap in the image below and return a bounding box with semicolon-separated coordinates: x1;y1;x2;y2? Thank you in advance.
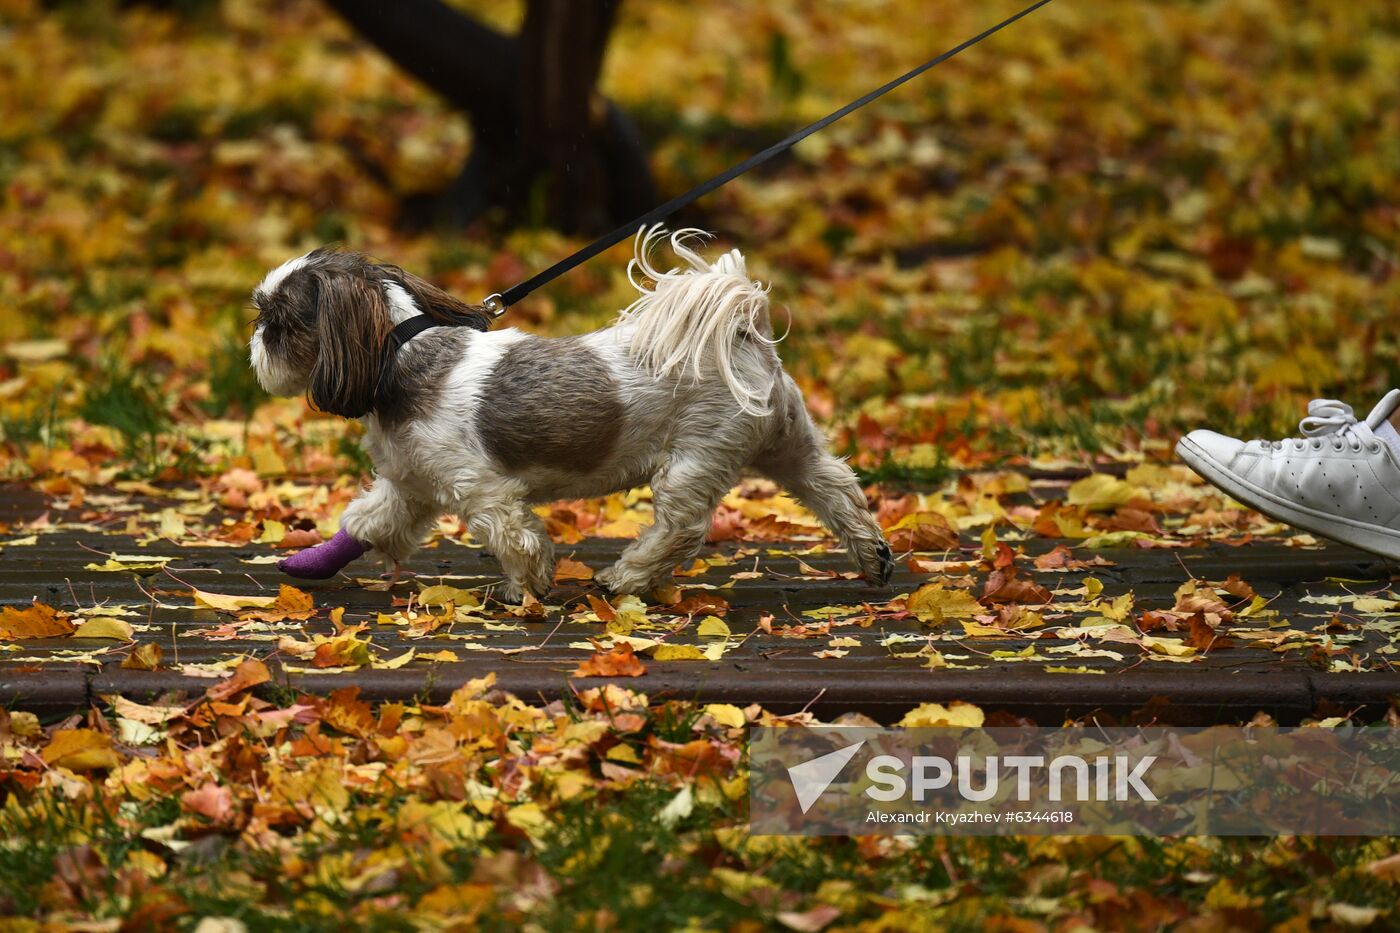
386;308;490;358
377;309;490;410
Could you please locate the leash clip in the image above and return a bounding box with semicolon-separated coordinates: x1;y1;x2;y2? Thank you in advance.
482;293;506;318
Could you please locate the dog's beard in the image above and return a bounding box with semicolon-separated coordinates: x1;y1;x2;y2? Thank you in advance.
250;326;308;396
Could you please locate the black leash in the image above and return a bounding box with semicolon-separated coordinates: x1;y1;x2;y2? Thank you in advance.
382;0;1053;383
487;0;1055;314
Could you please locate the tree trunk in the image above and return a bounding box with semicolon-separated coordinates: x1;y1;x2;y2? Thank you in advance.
325;0;657;234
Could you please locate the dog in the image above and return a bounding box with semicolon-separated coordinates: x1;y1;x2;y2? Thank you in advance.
249;227;895;601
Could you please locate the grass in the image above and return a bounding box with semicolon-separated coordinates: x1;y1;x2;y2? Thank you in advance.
78;364;171;477
201;333;268;421
2;757;1395;930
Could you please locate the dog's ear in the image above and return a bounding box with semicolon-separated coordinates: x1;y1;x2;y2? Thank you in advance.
307;269;391;418
384;267;491;330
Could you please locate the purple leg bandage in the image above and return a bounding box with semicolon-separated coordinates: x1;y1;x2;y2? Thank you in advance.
277;529;367;580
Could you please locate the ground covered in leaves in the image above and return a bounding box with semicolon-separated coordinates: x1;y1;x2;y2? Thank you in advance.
4;0;1400;928
4;678;1400;931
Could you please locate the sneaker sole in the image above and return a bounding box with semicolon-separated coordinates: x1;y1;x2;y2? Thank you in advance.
1176;435;1400;562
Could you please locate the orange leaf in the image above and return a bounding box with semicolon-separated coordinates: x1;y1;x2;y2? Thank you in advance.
206;659;271;702
278;528;322;549
573;643;647;678
182;782;237;825
0;602;74;640
554;557;594;582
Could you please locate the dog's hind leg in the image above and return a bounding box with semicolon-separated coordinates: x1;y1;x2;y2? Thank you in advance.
753;388;895;586
466;497;555;603
597;455;739;597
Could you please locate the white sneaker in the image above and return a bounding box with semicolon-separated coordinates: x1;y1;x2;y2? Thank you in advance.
1176;390;1400;560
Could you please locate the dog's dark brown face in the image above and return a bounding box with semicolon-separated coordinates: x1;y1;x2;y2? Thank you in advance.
250;248;392;417
250;248;489;419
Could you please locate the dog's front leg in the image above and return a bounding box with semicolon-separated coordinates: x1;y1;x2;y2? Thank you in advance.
465;498;555;603
340;477;439;578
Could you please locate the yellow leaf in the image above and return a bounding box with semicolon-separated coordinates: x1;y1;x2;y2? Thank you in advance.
898;701;985;729
696;616;730;639
907;584;983;622
1099;592;1135;621
257;519;286;544
376;649;416;669
250;444;287;476
1141;635;1196;658
505;803;549;836
980;524;998;561
84;553;174;573
193;588;278;611
418;585;481;609
41;729;120;771
1067;474;1137;512
74;617;135;640
703;703;746;728
653;644;707;661
606;744;642;763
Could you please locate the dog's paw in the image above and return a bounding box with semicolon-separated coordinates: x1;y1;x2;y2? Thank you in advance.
854;537;895;587
493;573;552;606
493;579;528;605
595;563;658;598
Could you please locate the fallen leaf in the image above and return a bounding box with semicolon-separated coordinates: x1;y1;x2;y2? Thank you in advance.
41;729;120;771
574;643;647;678
898;701;985;728
553;557;594;582
0;603;75;640
74;617;135;640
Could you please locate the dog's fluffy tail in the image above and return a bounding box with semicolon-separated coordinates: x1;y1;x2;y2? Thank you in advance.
618;225;780;415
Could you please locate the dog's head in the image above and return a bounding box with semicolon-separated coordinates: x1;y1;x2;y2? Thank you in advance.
249;248;489;418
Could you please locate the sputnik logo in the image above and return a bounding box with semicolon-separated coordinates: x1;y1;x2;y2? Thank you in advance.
787;740;865;813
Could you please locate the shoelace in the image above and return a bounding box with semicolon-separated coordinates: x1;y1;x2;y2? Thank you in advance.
1265;399;1381;453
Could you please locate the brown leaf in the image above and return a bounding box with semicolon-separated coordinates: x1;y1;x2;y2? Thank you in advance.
206;659;272;702
0;602;74;640
121;642;165;670
673;592;730;617
1137;610;1179;633
1220;574;1256;599
981;568;1051;605
1034;544;1085;570
1100;507;1163;535
573;643;647;678
1183;612;1234;653
885;511;959;552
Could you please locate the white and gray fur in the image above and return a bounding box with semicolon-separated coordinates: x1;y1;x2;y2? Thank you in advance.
249;227;895;601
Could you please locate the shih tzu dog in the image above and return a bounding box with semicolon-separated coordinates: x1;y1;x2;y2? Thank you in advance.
249;227;895;601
